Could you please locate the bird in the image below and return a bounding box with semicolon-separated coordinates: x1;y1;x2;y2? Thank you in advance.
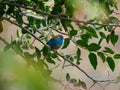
47;35;64;50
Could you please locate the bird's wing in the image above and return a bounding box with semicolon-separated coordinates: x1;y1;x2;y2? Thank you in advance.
47;37;55;44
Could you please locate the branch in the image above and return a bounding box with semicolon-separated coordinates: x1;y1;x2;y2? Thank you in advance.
2;17;113;89
1;2;120;27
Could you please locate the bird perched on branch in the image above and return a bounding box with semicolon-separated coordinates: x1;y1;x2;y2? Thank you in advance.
47;35;64;50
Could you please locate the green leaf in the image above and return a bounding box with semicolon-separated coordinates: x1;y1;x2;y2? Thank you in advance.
35;47;41;60
110;32;118;46
35;18;41;29
16;12;23;25
66;73;70;81
17;30;22;38
13;45;23;54
70;56;74;62
88;43;101;51
84;26;98;38
4;44;11;52
81;34;91;42
28;16;35;25
25;34;32;39
76;48;81;64
88;53;97;69
22;28;28;34
106;57;115;71
43;46;51;56
70;29;77;36
95;26;103;30
65;0;74;17
62;38;70;49
46;56;55;64
50;53;58;58
104;47;114;54
0;9;5;17
61;19;68;32
70;79;77;83
109;16;120;24
113;54;120;59
78;80;87;89
99;32;106;38
77;40;88;48
6;6;14;14
106;35;110;43
24;52;33;59
97;52;106;62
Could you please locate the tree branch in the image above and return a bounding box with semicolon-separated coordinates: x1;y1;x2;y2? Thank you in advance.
2;17;113;89
1;2;120;27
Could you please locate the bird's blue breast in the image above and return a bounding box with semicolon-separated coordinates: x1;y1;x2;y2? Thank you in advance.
47;38;63;47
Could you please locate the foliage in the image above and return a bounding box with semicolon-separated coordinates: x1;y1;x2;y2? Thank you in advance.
0;0;120;89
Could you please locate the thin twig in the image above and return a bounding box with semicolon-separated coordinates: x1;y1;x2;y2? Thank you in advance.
89;82;96;90
1;2;120;27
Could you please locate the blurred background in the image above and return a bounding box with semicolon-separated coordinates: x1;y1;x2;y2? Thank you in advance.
1;0;120;90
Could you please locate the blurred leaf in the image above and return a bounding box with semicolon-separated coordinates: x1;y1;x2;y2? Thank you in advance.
77;40;88;48
62;38;70;49
70;56;74;62
88;43;101;51
4;44;11;52
0;9;5;17
70;78;77;83
103;47;114;54
13;45;23;54
15;12;23;25
95;26;103;30
61;19;68;32
35;47;41;60
66;73;70;81
35;18;41;29
51;5;62;15
78;80;87;89
65;0;74;17
97;52;106;62
25;34;32;39
46;56;55;64
43;46;51;57
104;2;113;15
113;54;120;59
22;28;28;34
70;29;77;36
76;48;81;64
28;16;35;25
66;54;70;59
50;53;58;58
106;57;115;71
24;52;33;59
17;30;22;38
6;6;14;14
109;16;120;24
88;53;97;70
38;1;44;11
